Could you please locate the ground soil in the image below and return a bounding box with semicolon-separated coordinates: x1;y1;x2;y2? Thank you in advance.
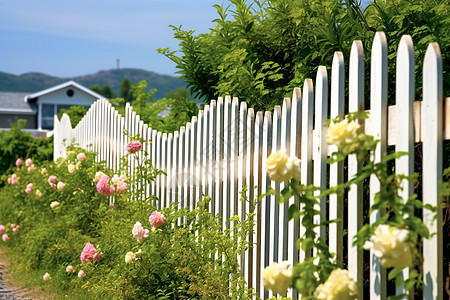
0;248;55;300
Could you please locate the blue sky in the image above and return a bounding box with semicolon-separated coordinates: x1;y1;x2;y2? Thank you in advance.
0;0;371;78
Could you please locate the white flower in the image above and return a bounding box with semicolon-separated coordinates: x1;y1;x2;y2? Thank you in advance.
262;261;292;296
266;149;301;183
125;251;136;264
50;201;60;209
327;119;360;145
363;224;412;268
315;268;358;300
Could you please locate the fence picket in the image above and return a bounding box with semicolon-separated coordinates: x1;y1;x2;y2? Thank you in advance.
329;51;345;267
395;35;415;296
313;66;328;241
369;32;388;299
348;40;364;297
259;111;272;300
422;42;443;300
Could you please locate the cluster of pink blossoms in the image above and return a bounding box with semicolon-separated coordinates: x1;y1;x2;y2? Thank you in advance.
132;222;150;243
126;141;142;153
1;224;18;243
96;175;115;196
149;211;166;231
7;174;18;184
25;183;33;194
0;225;7;243
48;175;57;188
112;174;128;194
96;174;128;196
80;243;103;263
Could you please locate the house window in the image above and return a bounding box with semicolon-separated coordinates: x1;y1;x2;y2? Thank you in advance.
41;104;54;130
66;89;74;97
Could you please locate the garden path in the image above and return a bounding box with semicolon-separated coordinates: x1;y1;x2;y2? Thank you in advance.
0;265;31;300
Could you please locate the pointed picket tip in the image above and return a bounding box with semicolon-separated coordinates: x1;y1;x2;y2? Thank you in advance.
292;87;301;102
240;101;248;111
350;40;364;64
60;113;73;130
424;42;442;77
273;105;281;119
372;32;387;55
191;116;198;123
331;51;345;120
263;111;272;127
168;133;173;139
255;111;264;125
225;95;232;104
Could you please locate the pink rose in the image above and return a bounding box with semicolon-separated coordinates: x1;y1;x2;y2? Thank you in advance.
15;158;22;166
132;221;150;243
43;272;51;281
11;224;15;228
78;270;86;278
66;265;73;272
95;252;104;261
117;181;127;194
12;225;19;233
126;141;142;153
25;183;33;194
96;175;115;197
8;174;18;184
149;211;166;229
25;158;32;167
57;182;66;190
77;153;86;161
80;243;97;263
27;164;35;172
47;175;58;185
0;225;4;234
109;203;115;209
2;234;9;243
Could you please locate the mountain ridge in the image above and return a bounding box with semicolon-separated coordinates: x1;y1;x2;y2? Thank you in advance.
0;69;186;99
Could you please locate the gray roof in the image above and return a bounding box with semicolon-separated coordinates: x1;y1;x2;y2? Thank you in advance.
0;92;36;114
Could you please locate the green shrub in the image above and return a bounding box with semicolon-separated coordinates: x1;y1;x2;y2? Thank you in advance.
0;139;254;299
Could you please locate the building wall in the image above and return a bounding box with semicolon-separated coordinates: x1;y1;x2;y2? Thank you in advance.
0;114;37;129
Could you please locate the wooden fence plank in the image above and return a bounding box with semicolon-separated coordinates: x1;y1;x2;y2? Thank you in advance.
369;31;388;300
329;51;345;267
422;42;443;300
348;40;364;297
395;35;415;296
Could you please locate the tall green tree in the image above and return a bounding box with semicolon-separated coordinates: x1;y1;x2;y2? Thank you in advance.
158;0;449;111
120;78;133;102
90;84;117;99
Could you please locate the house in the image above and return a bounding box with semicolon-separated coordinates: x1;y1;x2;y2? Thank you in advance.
0;81;105;137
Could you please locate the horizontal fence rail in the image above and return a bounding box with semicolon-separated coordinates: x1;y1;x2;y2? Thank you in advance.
54;32;449;299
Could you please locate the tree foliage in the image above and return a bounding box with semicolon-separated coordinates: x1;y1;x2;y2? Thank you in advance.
57;105;88;128
158;0;449;111
90;84;117;99
110;81;199;133
120;78;133;102
0;120;53;177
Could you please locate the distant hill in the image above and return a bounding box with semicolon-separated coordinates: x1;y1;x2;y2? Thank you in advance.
0;69;187;99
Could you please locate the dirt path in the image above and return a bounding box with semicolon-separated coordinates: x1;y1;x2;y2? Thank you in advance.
0;248;49;300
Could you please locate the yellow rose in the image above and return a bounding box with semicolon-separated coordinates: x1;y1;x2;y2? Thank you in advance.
314;269;358;300
363;224;412;268
327;119;360;146
266;149;301;183
68;164;76;174
263;261;292;296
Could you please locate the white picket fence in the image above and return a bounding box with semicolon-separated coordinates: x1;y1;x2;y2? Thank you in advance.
54;32;449;299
